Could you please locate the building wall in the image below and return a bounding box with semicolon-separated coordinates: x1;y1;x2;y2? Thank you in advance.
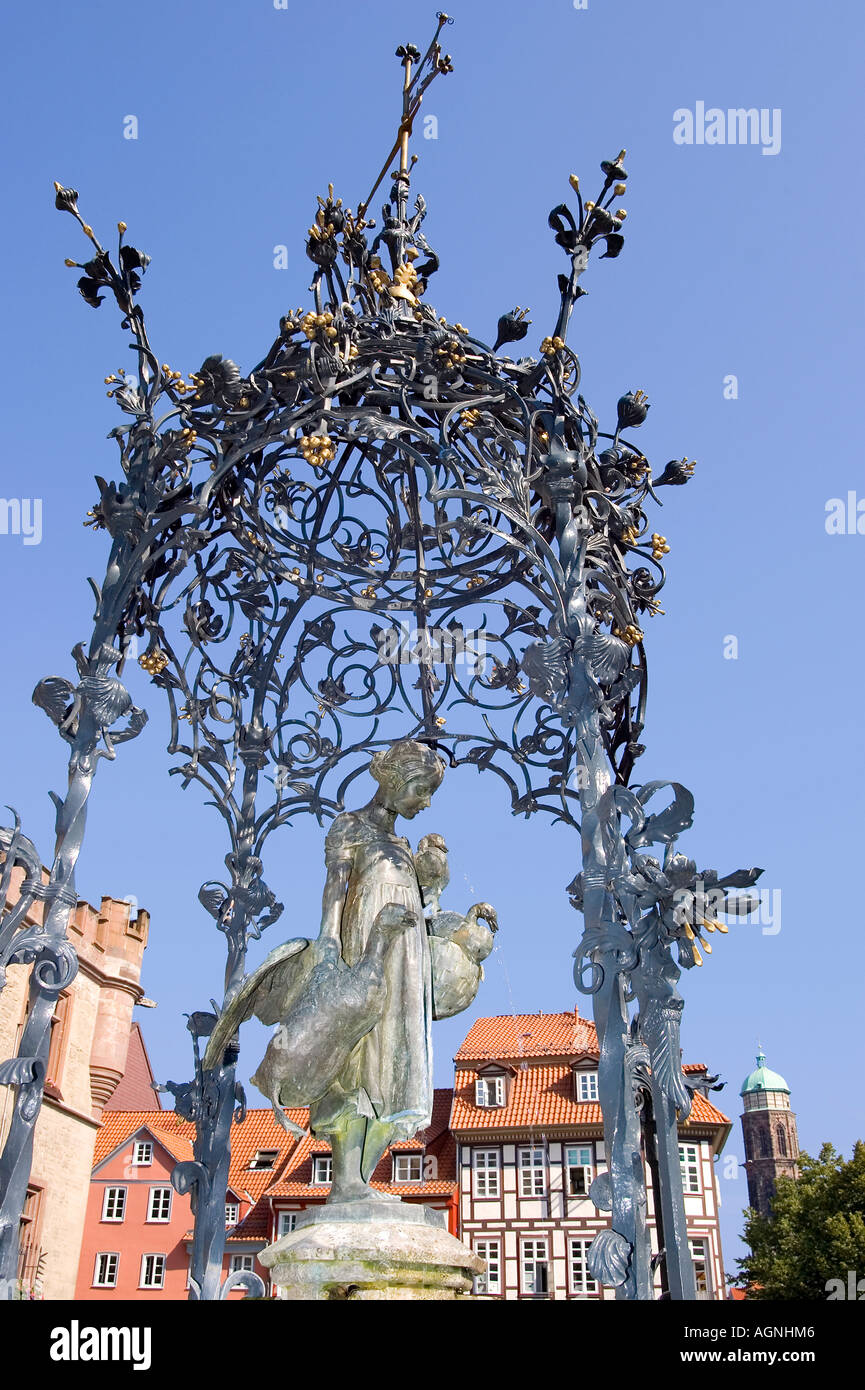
0;870;149;1298
76;1132;193;1300
741;1105;800;1218
76;1126;274;1300
459;1134;726;1300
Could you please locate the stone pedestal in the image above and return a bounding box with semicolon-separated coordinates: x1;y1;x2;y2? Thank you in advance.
259;1199;484;1300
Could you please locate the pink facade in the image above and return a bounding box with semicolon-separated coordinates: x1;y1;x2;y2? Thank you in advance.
75;1123;252;1300
76;1126;193;1300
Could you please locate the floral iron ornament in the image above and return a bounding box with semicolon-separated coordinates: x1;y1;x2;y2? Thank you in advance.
0;16;758;1300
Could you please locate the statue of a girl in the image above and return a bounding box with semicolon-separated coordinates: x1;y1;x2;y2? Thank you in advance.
311;738;444;1198
203;738;496;1208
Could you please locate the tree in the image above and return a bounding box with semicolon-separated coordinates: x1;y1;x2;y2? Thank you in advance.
733;1141;865;1299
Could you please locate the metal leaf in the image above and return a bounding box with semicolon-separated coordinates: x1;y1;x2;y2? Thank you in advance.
587;1229;631;1286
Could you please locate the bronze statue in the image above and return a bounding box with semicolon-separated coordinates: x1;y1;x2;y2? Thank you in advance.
204;739;497;1206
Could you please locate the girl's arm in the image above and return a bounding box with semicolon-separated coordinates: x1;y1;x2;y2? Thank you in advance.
319;859;351;950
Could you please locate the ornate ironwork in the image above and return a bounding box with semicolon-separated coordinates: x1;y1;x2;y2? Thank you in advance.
0;13;760;1299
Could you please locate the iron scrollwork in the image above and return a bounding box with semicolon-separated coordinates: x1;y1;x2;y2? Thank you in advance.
0;17;759;1301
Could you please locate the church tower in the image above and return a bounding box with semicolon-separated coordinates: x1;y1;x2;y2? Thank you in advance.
740;1051;799;1218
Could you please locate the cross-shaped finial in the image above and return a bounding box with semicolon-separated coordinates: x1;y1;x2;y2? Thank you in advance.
357;12;454;220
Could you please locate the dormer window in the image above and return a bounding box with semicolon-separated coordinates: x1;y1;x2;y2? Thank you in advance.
249;1149;278;1171
475;1075;505;1107
393;1153;423;1183
575;1071;598;1103
312;1155;333;1185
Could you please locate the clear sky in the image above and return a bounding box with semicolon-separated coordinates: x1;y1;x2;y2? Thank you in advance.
1;0;862;1278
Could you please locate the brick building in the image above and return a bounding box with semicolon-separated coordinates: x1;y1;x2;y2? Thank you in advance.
739;1050;799;1219
0;874;151;1299
77;1006;731;1299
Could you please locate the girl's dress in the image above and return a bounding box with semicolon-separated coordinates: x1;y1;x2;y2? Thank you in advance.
309;809;433;1141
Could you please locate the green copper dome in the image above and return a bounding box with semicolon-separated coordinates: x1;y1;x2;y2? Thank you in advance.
740;1050;790;1096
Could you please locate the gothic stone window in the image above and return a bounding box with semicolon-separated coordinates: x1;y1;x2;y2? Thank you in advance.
46;991;71;1091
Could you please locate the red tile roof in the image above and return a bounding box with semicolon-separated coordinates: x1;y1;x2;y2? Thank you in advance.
451;1065;730;1133
686;1092;730;1127
267;1088;457;1199
455;1010;599;1062
101;1094;457;1246
452;1064;600;1132
92;1107;306;1200
94;1110;195;1167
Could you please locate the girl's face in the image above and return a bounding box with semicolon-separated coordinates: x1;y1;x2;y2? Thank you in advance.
392;775;436;820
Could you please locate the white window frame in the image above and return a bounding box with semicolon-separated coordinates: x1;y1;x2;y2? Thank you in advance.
278;1212;298;1237
473;1148;500;1199
473;1238;501;1295
249;1150;279;1171
101;1186;127;1222
229;1253;255;1274
518;1146;546;1197
520;1237;549;1296
147;1186;173;1222
139;1253;166;1289
679;1144;701;1194
393;1153;423;1184
93;1252;119;1288
312;1155;333;1185
565;1145;594;1197
132;1140;153;1166
690;1237;712;1299
576;1070;599;1102
225;1201;239;1228
568;1236;599;1296
475;1074;505;1108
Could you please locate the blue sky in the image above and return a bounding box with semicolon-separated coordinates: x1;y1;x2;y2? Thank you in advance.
1;0;862;1275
